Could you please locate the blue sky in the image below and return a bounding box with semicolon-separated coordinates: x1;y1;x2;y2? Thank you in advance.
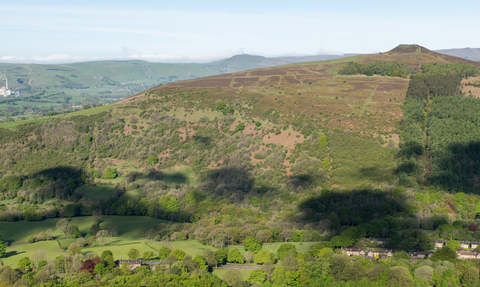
1;0;479;64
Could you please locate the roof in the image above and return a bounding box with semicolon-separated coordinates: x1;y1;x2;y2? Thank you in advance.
343;248;364;251
368;249;391;254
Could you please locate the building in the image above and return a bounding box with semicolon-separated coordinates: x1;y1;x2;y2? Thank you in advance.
456;251;480;260
408;252;426;259
435;240;444;248
0;78;11;97
461;241;470;249
341;248;365;256
117;259;143;269
472;242;480;250
367;249;393;258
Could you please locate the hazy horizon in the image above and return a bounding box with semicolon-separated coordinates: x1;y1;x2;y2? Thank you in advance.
2;0;479;64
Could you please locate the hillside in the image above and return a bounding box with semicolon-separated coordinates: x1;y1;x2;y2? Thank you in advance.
0;54;353;121
2;44;480;286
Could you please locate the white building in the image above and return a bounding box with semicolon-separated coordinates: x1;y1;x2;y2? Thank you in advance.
0;78;11;97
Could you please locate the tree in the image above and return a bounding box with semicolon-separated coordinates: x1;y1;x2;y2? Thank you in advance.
321;157;330;169
462;267;479;287
388;266;414;287
127;248;140;260
445;240;461;251
216;248;228;265
0;235;6;258
158;246;171;259
235;122;245;132
17;257;31;271
147;155;158;165
430;247;457;262
244;236;262;254
80;257;103;275
56;219;70;236
222;270;243;287
143;250;155;260
277;243;297;260
330;236;354;248
281;256;299;271
227;248;244;264
172;249;186;260
319;133;327;147
244;251;254;263
94;263;108;276
247;269;266;284
254;250;275;265
414;266;434;284
67;245;81;256
100;250;113;260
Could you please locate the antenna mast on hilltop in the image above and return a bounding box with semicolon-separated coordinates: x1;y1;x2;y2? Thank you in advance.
5;78;7;90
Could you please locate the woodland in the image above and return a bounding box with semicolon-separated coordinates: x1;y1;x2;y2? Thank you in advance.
1;54;480;286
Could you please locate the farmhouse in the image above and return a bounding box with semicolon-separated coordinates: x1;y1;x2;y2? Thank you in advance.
341;248;365;256
117;259;143;269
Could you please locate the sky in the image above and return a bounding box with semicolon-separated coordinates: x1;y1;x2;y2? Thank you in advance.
1;0;479;64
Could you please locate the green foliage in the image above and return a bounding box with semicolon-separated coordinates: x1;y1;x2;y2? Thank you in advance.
318;133;327;147
158;246;171;259
147;155;159;165
235;122;245;132
338;61;410;78
127;248;140;260
430;247;457;262
330;236;354;248
254;250;275;264
244;236;262;254
421;62;479;78
445;240;460;251
104;167;118;179
277;244;297;260
247;269;266;284
321;157;330;169
227;248;244;264
255;121;262;127
17;257;31;271
172;249;186;260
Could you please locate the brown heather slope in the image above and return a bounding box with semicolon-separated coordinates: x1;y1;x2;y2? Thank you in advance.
119;45;478;137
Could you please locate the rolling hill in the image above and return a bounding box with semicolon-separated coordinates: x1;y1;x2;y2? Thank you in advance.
436;47;480;62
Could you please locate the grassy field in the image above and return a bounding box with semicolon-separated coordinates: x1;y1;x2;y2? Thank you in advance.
0;214;320;268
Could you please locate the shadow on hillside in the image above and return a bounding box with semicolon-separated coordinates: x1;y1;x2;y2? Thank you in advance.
161;173;188;184
429;142;480;194
288;174;315;189
298;189;408;226
3;250;25;258
192;135;213;146
199;166;273;201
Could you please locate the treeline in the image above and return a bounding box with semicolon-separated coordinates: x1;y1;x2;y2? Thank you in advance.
421;62;479;78
406;74;462;102
338;61;410;78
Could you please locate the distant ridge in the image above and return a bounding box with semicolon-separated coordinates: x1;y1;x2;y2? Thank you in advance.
435;47;480;62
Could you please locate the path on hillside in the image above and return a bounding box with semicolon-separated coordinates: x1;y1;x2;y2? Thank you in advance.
360;85;378;115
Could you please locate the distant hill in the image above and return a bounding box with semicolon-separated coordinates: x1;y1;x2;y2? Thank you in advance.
435;47;480;62
0;53;353;119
